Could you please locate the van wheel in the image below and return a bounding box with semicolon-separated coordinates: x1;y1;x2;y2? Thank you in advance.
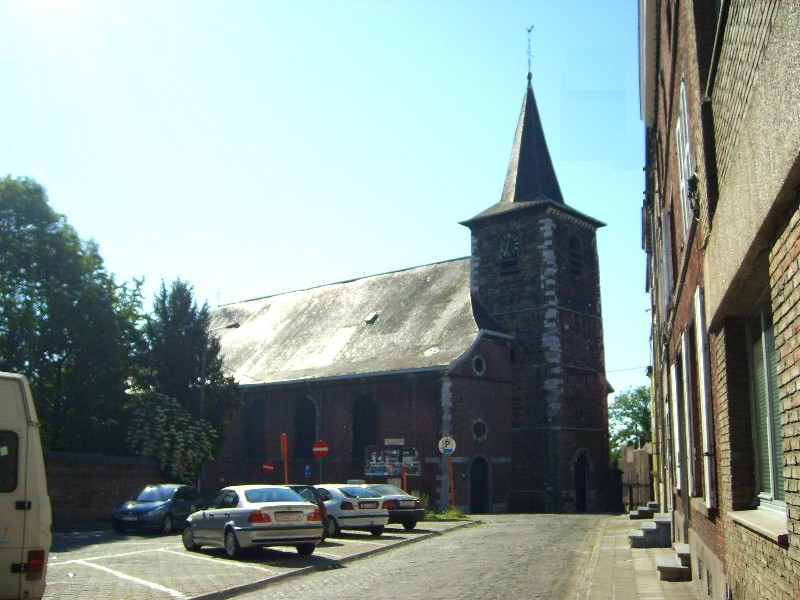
160;514;174;534
182;525;200;551
224;529;242;559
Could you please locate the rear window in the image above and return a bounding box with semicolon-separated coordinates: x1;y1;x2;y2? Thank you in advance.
369;485;407;496
245;487;304;503
130;485;176;502
339;486;380;499
0;431;19;493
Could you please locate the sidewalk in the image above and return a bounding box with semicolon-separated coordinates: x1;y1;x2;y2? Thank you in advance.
571;514;701;599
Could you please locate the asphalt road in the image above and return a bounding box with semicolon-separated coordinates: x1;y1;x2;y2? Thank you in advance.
44;514;604;600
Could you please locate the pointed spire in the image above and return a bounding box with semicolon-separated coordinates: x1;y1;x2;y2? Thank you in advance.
500;72;564;204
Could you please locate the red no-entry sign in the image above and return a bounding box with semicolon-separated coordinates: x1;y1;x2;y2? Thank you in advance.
312;440;329;459
262;461;274;474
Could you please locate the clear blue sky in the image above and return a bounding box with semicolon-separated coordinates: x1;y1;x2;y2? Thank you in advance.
1;0;650;397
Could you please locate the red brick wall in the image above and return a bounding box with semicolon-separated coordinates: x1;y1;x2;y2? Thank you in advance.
45;452;161;524
768;197;800;592
211;339;514;512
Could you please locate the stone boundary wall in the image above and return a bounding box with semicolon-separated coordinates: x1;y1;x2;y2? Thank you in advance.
45;452;162;525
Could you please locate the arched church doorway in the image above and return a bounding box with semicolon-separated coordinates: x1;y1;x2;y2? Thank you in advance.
469;456;490;514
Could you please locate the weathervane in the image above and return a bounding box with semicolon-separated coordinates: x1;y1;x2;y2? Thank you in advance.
527;25;534;75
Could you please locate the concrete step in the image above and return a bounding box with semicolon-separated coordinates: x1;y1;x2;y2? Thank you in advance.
647;500;660;510
642;521;660;546
655;553;691;582
654;514;672;548
673;543;691;567
629;505;656;519
629;529;646;548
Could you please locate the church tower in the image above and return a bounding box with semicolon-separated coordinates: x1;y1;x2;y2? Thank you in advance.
462;73;610;512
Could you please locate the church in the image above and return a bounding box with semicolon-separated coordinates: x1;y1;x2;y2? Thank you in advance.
208;73;611;513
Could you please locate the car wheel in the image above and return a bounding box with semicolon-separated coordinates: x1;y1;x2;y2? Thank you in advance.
403;521;417;530
182;525;200;551
369;526;384;537
224;528;242;559
295;543;315;556
112;522;126;534
160;514;174;534
325;516;341;538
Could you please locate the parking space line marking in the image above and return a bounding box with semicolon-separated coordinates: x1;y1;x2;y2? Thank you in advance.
158;549;279;573
52;548;161;565
75;559;187;598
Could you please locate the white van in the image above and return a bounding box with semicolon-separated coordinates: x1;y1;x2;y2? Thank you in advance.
0;372;51;600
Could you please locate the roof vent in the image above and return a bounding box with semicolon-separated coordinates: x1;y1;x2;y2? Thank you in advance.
364;312;379;325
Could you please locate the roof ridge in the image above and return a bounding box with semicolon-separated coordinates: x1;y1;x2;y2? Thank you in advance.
218;256;471;306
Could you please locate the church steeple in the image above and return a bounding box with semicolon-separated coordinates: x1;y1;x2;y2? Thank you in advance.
462;73;566;226
500;72;564;205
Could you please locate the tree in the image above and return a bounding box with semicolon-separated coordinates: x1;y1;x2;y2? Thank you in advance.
608;385;652;466
135;279;240;453
0;176;144;452
126;392;216;483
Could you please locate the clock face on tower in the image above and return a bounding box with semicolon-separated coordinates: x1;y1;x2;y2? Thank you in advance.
499;232;520;259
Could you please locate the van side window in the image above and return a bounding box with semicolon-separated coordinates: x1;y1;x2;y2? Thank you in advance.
0;431;19;493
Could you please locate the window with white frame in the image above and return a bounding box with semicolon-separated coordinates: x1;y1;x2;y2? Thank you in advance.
671;290;717;507
694;288;716;507
675;78;694;232
748;303;785;506
659;209;674;322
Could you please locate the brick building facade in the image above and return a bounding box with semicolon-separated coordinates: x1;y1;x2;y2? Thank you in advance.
639;0;800;597
209;74;610;514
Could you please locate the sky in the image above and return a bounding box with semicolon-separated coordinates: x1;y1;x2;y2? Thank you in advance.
1;0;651;399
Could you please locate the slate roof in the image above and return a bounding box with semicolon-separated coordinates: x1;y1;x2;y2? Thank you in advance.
211;258;504;386
463;73;567;225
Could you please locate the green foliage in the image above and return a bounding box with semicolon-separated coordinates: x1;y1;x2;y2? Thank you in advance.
0;176;144;452
608;385;652;467
135;279;241;453
126;391;216;483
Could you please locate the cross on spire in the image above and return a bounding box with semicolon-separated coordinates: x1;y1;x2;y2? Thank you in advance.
527;25;534;75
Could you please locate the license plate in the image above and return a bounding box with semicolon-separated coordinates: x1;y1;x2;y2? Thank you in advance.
276;512;303;522
399;500;416;507
359;501;378;509
122;516;138;522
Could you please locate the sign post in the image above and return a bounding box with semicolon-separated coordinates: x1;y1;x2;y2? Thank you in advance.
280;433;288;484
438;436;457;509
312;440;329;484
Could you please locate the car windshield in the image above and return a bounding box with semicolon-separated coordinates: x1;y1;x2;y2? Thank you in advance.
339;486;381;499
368;485;408;496
244;487;304;503
130;485;175;502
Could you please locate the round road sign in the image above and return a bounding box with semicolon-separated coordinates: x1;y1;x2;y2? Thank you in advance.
438;436;456;454
262;460;274;474
312;440;329;459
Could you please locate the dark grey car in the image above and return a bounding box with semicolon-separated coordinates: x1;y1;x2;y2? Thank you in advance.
111;484;203;534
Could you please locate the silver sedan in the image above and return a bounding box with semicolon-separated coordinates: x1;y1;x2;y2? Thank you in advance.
315;484;390;538
181;485;324;558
